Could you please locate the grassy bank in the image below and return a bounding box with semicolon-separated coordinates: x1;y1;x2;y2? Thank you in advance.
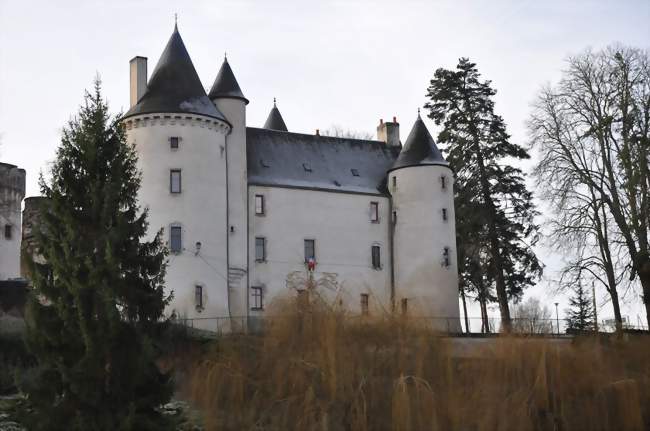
179;303;650;431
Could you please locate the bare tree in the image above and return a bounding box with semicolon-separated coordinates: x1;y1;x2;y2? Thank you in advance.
321;125;374;140
511;297;553;334
529;46;650;327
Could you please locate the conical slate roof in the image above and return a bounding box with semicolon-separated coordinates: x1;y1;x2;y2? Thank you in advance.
263;100;288;131
123;25;227;122
208;57;248;103
390;114;447;171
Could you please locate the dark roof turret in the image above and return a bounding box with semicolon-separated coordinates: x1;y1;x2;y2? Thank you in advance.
263;99;288;131
390;112;447;171
123;25;226;122
208;56;248;104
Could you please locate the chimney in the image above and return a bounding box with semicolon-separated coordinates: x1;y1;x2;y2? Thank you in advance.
129;56;148;107
377;117;400;147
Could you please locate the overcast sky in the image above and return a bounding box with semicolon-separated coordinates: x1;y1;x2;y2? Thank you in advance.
1;0;649;324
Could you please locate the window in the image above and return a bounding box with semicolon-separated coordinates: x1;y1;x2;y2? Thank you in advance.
443;247;451;267
304;239;315;262
255;237;266;262
302;163;312;172
260;159;270;168
371;245;381;269
170;169;181;193
351;168;360;177
170;136;179;149
251;286;264;310
255;194;265;215
370;202;379;222
442;208;448;221
392;210;397;224
4;225;11;240
195;285;203;310
360;294;369;315
440;175;447;190
392;176;397;189
401;298;408;315
170;225;182;253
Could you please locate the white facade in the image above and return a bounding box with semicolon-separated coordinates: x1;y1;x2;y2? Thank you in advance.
248;186;393;315
0;163;26;280
389;166;460;331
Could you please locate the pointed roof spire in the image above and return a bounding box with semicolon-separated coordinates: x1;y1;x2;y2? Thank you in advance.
123;25;226;122
390;114;447;171
263;99;288;131
208;56;248;104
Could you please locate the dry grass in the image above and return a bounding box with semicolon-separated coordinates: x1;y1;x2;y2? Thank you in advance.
179;298;650;431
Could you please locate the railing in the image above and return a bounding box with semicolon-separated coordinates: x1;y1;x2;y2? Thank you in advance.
171;315;649;337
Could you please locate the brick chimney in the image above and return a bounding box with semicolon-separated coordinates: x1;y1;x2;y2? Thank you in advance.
129;56;148;107
377;116;400;147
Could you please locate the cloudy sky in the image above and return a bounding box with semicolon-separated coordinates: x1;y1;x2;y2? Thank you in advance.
1;0;648;324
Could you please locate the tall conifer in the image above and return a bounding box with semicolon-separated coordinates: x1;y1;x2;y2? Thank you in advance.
23;80;173;430
565;283;596;332
425;58;542;330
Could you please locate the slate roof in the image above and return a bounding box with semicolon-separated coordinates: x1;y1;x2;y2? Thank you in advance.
247;128;400;195
208;57;248;103
390;114;447;171
263;101;288;131
123;25;227;122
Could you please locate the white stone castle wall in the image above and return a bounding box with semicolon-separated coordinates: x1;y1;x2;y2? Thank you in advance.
389;165;460;331
0;163;25;280
125;115;231;331
248;186;393;315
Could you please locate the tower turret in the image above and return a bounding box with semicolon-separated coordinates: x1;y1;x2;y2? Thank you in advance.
0;162;26;280
388;113;460;330
122;25;232;330
263;99;288;131
208;56;249;318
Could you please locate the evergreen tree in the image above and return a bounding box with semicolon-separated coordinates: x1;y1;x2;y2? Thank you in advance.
565;283;595;332
424;58;542;330
22;80;173;430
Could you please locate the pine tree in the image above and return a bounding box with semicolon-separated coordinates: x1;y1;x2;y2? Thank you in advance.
565;283;595;332
22;80;174;430
425;58;542;331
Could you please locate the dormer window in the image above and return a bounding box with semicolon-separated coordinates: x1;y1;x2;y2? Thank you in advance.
260;159;270;168
351;169;360;177
170;136;179;150
303;163;312;172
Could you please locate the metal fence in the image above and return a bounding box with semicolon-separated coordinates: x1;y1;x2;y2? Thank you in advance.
171;315;649;337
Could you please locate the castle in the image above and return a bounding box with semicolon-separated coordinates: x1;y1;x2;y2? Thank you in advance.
1;24;460;332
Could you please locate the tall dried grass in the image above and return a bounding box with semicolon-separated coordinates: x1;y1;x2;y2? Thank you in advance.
180;298;650;430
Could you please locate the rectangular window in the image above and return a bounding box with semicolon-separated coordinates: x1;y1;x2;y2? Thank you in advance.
255;237;266;262
255;194;265;215
170;136;179;149
401;298;408;315
170;225;182;253
392;210;397;224
251;286;264;310
304;239;315;262
440;175;447;190
4;225;11;240
170;169;182;193
371;245;381;269
195;285;203;309
360;293;369;315
351;168;360;177
392;176;397;189
442;208;448;221
370;202;379;222
443;247;451;267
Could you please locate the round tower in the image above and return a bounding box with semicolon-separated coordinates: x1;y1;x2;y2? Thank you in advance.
0;162;26;280
388;114;460;331
208;56;249;318
122;25;232;331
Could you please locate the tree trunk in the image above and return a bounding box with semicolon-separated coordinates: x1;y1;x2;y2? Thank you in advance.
637;257;650;329
460;285;470;334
